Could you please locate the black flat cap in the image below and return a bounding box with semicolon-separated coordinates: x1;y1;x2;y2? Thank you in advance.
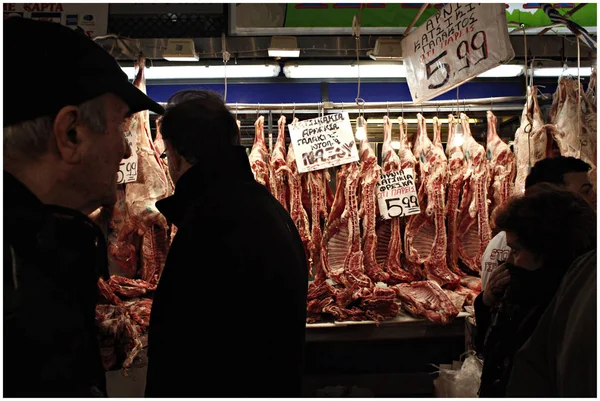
4;17;164;127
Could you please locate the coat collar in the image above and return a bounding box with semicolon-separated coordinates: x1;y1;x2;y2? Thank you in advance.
156;146;255;226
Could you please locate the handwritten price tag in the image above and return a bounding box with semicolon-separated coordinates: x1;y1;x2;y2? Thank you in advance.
288;112;359;173
117;122;138;184
377;168;420;219
402;3;515;103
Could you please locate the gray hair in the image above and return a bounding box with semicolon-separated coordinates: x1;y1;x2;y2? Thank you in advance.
4;96;107;161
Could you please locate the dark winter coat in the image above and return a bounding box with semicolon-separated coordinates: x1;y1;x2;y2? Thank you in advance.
507;250;597;397
3;171;108;397
145;146;308;398
474;263;570;397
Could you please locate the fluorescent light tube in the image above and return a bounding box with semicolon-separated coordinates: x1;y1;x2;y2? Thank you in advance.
268;49;301;58
163;55;200;62
283;63;406;79
120;64;281;80
476;65;524;78
367;118;478;124
532;67;592;77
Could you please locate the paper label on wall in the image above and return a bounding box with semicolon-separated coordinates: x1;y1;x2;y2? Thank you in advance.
377;168;420;219
288;112;359;173
117;126;138;184
402;3;515;103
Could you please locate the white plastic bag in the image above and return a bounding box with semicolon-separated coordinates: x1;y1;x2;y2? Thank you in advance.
433;351;483;398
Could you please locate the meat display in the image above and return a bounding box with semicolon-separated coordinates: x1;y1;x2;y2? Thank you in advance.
486;111;516;226
393;281;459;325
456;113;492;274
513;86;555;194
548;78;597;187
445;114;467;277
375;116;414;284
404;114;458;287
96;276;155;375
269;115;290;210
286;118;312;271
358;122;389;283
249;116;271;188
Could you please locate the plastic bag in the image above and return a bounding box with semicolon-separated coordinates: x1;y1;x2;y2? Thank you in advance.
433;351;483;398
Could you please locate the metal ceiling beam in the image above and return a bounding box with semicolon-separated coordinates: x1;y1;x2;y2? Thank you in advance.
96;35;594;61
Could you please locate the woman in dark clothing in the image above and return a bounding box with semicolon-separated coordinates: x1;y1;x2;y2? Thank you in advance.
475;183;596;397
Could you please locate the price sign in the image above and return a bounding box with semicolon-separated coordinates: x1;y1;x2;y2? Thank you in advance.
377;168;420;219
117;122;138;184
288;112;359;173
402;3;515;104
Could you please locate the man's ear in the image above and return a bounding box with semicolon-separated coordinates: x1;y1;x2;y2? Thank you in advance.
53;106;82;164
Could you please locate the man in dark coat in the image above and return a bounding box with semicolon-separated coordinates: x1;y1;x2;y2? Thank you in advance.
3;18;164;397
145;90;308;397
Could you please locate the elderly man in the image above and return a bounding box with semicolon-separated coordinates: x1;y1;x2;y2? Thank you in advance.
4;18;164;397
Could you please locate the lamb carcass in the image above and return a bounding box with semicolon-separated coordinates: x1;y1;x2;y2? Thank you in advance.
513;86;556;194
548;78;597;187
456;113;492;274
307;169;328;280
249;116;271;188
286;118;311;270
375;116;415;284
445;114;467;277
321;160;373;292
269;115;291;210
393;281;459;324
358;121;390;283
486;111;516;225
404;114;459;287
113;58;170;284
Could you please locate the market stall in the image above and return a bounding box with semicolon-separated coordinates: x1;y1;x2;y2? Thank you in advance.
49;1;596;397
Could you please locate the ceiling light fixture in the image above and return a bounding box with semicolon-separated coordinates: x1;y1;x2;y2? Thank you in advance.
268;36;300;58
120;64;281;80
476;64;524;78
283;62;406;79
532;67;593;77
367;37;403;61
367;118;479;124
162;39;199;62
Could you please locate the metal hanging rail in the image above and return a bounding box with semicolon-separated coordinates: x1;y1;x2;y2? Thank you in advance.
156;95;547;114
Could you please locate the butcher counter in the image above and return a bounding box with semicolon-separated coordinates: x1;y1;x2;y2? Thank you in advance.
106;312;471;397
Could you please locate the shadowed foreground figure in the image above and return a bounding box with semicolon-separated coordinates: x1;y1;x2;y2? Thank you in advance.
144;90;308;397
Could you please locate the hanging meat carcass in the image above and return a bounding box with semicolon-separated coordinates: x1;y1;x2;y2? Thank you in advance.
456;113;492;274
445;115;467;277
249;116;271;188
513;86;556;194
108;58;171;284
432;116;444;152
486;111;516;225
286;118;311;271
393;281;459;324
269;115;290;210
586;70;597;108
375;116;414;284
307;169;328;280
321;160;373;292
358;120;390;283
404;114;459;287
396;117;424;280
548;78;597;187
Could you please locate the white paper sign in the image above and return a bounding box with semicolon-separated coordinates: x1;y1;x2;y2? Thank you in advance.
402;3;515;104
117;125;138;184
288;112;359;173
377;168;420;219
3;3;109;37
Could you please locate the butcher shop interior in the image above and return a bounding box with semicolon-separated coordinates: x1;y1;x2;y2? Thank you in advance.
10;2;597;397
